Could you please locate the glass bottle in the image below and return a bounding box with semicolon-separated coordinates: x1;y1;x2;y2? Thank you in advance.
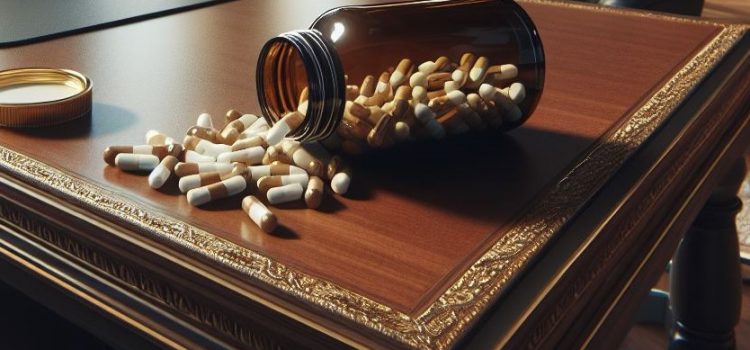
256;0;544;153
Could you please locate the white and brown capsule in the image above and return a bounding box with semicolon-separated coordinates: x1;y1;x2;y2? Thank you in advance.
183;135;232;157
242;196;277;233
103;144;181;166
389;58;414;87
115;154;160;172
267;183;305;205
178;164;245;193
216;146;265;165
265;111;304;146
219;114;259;144
148;155;179;189
174;162;235;177
257;173;309;193
248;163;306;182
186;175;247;206
304;176;325;209
451;53;476;88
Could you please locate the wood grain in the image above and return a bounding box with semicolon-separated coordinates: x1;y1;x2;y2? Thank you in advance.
0;1;722;315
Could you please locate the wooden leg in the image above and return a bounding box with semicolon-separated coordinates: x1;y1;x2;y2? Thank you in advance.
669;160;745;350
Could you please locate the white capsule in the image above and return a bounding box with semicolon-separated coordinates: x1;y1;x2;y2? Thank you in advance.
242;196;277;233
265;111;305;146
115;154;160;171
217;146;265;164
267;183;304;205
447;90;467;106
444;80;460;93
507;82;526;104
257;173;309;192
148;155;178;189
185;150;215;163
414;103;446;139
498;64;518;80
418;61;437;74
409;72;427;88
196;112;214;129
331;172;351;195
186;175;246;206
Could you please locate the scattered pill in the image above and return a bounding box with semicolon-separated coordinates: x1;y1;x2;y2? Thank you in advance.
115;153;160;172
248;164;306;182
179;166;242;193
242;196;277;233
186;175;246;206
257;173;309;193
304;176;324;209
331;171;351;195
103;144;180;166
148;155;179;189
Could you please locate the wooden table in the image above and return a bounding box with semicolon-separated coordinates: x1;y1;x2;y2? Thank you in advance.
0;1;748;349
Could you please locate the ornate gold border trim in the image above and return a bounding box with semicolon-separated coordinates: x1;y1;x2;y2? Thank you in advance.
0;2;747;349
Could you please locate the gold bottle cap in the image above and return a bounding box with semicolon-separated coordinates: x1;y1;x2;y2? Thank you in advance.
0;68;92;127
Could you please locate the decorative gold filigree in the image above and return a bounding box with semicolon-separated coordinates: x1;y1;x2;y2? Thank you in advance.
0;2;746;348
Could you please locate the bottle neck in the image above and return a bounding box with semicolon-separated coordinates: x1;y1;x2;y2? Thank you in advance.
256;30;345;142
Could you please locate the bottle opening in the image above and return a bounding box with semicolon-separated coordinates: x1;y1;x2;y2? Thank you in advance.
256;30;346;142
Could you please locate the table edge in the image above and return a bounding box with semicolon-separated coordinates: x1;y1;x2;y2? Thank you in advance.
0;2;747;349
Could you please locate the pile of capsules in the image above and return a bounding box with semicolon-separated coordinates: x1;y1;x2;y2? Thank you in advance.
103;53;524;233
104;110;350;233
312;53;525;154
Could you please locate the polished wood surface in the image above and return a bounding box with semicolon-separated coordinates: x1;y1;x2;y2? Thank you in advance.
0;0;721;313
0;1;748;349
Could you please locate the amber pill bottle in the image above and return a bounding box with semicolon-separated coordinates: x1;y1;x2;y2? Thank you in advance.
256;0;544;149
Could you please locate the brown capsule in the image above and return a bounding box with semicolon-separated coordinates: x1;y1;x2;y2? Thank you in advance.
304;176;325;209
426;89;447;100
393;85;412;101
359;75;377;98
426;72;452;91
367;113;394;148
434;56;451;72
437;108;470;134
366;106;386;126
